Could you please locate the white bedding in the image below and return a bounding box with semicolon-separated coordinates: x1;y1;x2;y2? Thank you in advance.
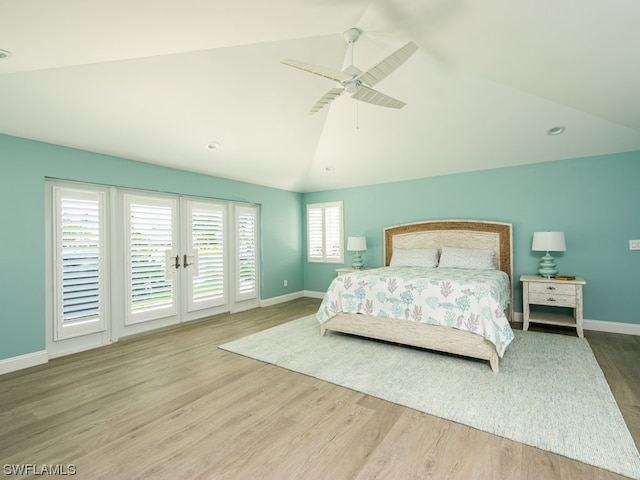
317;266;514;357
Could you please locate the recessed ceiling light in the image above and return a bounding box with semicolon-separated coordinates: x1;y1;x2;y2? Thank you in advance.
546;126;566;136
207;141;221;150
0;49;12;60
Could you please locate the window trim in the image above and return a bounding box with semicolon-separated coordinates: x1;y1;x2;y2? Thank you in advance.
306;201;344;264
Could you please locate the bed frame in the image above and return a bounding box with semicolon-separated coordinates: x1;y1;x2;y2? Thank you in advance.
320;219;514;372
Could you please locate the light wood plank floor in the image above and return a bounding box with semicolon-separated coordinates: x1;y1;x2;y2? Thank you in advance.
1;297;639;479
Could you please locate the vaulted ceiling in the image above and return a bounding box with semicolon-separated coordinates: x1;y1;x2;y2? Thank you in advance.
2;0;639;192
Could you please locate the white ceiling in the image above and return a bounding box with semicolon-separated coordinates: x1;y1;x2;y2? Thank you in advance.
2;0;639;192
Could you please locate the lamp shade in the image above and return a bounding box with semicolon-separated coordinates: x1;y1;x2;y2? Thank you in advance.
347;236;367;251
532;231;566;252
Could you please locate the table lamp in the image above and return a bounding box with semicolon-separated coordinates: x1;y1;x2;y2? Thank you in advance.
532;231;566;278
347;236;367;269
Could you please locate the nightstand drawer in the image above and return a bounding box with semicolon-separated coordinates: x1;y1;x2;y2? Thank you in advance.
528;292;576;308
529;282;575;296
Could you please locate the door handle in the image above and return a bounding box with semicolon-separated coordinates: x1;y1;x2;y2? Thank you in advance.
183;254;191;268
174;255;180;269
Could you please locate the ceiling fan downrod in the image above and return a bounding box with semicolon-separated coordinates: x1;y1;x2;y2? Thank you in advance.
343;28;362;77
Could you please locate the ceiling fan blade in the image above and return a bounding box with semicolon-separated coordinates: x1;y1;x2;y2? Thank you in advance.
351;85;406;109
308;87;345;115
282;59;352;83
356;41;419;87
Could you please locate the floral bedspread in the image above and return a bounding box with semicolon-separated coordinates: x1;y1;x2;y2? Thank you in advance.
317;266;514;357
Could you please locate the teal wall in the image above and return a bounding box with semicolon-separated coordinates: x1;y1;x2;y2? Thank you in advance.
303;151;640;325
2;130;639;363
0;134;303;360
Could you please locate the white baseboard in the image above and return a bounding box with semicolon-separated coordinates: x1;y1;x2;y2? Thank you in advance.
0;350;48;375
510;312;640;336
260;290;325;307
303;290;325;299
583;318;640;336
260;291;305;307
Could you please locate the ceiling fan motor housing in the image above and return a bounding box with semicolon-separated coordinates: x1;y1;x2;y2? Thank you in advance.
343;28;361;44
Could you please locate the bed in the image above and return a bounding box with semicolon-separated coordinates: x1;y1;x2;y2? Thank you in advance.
316;219;514;372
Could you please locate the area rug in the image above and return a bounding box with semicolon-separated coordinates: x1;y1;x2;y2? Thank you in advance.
220;315;640;479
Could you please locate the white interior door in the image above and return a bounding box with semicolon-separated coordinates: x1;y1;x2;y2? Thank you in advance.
232;203;260;312
48;182;260;353
181;199;229;321
121;193;180;336
46;182;111;357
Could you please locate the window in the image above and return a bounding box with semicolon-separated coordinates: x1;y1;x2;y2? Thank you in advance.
186;200;227;310
51;186;108;340
124;194;177;324
307;201;344;263
235;204;259;301
47;179;260;354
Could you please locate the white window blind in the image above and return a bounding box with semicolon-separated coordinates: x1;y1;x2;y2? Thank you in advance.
125;195;176;321
236;205;258;301
189;202;226;307
53;187;107;340
307;201;344;263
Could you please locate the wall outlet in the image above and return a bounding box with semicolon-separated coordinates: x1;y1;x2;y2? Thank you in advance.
630;240;640;250
283;279;288;287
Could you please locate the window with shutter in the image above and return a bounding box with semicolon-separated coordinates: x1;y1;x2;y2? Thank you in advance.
187;201;226;310
125;194;177;324
235;204;259;301
306;201;344;263
47;181;261;353
52;187;107;340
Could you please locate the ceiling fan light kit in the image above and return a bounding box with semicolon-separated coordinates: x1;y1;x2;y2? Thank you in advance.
282;28;418;115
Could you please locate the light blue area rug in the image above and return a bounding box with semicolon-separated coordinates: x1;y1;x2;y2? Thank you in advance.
220;315;640;479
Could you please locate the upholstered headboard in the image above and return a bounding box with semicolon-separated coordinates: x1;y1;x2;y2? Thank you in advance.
384;219;514;320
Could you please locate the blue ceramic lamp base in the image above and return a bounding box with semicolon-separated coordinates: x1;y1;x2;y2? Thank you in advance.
537;252;558;278
352;252;364;270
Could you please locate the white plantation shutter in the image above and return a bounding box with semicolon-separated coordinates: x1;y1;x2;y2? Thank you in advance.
307;206;324;261
323;203;343;261
53;187;107;340
187;201;226;310
125;194;177;323
48;181;263;353
235;204;259;301
307;201;343;263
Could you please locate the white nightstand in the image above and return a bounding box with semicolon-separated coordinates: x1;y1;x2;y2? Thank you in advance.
520;275;586;337
335;267;367;276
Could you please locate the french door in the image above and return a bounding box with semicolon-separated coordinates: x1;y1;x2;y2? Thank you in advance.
47;185;111;352
46;181;259;356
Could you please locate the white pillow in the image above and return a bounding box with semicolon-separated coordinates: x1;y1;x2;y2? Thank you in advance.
390;248;439;268
438;247;496;270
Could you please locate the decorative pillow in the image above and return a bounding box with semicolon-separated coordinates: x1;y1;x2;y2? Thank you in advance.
438;246;496;270
390;248;439;268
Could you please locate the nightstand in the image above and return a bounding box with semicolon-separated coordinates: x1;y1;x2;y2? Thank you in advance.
335;267;367;276
520;275;586;337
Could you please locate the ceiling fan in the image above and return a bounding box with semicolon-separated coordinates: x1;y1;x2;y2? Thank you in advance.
282;28;418;115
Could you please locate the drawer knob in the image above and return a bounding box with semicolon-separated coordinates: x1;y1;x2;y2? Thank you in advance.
546;286;556;290
547;297;556;302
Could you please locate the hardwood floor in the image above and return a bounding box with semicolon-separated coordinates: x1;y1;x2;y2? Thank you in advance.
1;297;639;479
